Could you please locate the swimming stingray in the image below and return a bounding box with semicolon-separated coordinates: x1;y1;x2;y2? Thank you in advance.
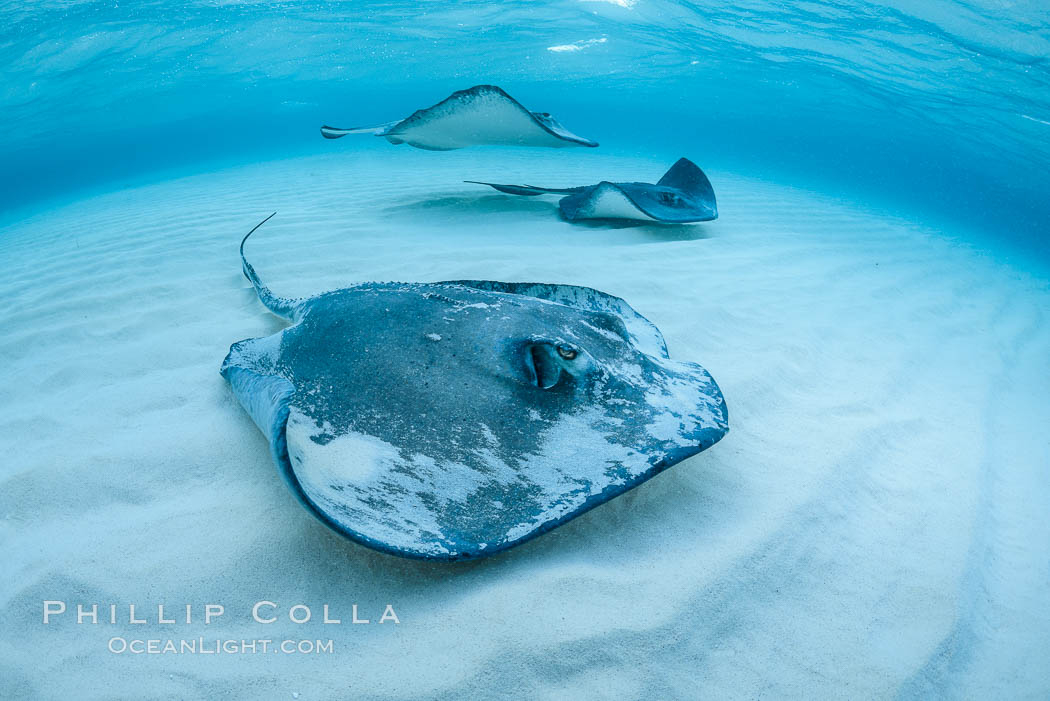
320;85;598;150
222;214;728;560
468;157;718;223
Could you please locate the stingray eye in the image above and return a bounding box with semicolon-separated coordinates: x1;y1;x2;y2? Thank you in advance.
556;345;578;360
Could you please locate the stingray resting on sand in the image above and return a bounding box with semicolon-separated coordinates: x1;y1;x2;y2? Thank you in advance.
320;85;598;150
468;157;718;223
222;214;728;560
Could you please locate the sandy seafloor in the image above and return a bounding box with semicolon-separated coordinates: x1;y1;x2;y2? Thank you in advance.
1;146;1048;699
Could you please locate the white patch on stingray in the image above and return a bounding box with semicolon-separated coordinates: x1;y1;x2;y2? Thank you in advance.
576;183;658;221
228;330;283;372
642;364;725;445
611;358;646;386
286;408;539;555
286;410;450;554
386;90;578;150
645;411;688;444
479;424;500;446
286;411;391;485
503;408;641;543
580;320;625;344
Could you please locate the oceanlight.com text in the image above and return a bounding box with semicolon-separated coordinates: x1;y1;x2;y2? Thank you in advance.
107;637;335;655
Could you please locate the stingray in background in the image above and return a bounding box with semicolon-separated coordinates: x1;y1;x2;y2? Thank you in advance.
320;85;599;150
221;214;728;560
468;157;718;223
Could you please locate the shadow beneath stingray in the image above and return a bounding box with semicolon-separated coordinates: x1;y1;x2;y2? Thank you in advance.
383;192;712;242
382;193;555;218
568;217;712;241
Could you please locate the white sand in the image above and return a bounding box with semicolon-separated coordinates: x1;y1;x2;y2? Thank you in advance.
1;147;1048;699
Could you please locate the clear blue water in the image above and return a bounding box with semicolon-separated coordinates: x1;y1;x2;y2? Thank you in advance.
4;5;1050;696
3;0;1049;249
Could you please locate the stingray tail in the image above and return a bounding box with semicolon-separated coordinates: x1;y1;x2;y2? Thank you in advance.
465;181;583;197
320;120;399;139
320;125;373;139
239;213;302;321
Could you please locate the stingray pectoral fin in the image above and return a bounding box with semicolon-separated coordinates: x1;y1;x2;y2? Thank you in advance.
657;158;717;207
221;365;300;492
529;111;599;147
639;356;730;462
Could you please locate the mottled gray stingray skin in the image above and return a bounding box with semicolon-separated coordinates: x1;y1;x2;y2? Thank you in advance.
222;215;728;560
469;157;718;223
320;85;598;150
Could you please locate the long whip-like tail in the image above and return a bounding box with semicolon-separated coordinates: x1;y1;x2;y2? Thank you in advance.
320;120;400;139
239;212;302;321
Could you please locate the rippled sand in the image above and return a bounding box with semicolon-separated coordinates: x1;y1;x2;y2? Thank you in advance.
1;147;1047;699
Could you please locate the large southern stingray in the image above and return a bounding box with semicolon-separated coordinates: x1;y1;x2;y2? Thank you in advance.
222;214;728;560
468;157;718;223
320;85;598;150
